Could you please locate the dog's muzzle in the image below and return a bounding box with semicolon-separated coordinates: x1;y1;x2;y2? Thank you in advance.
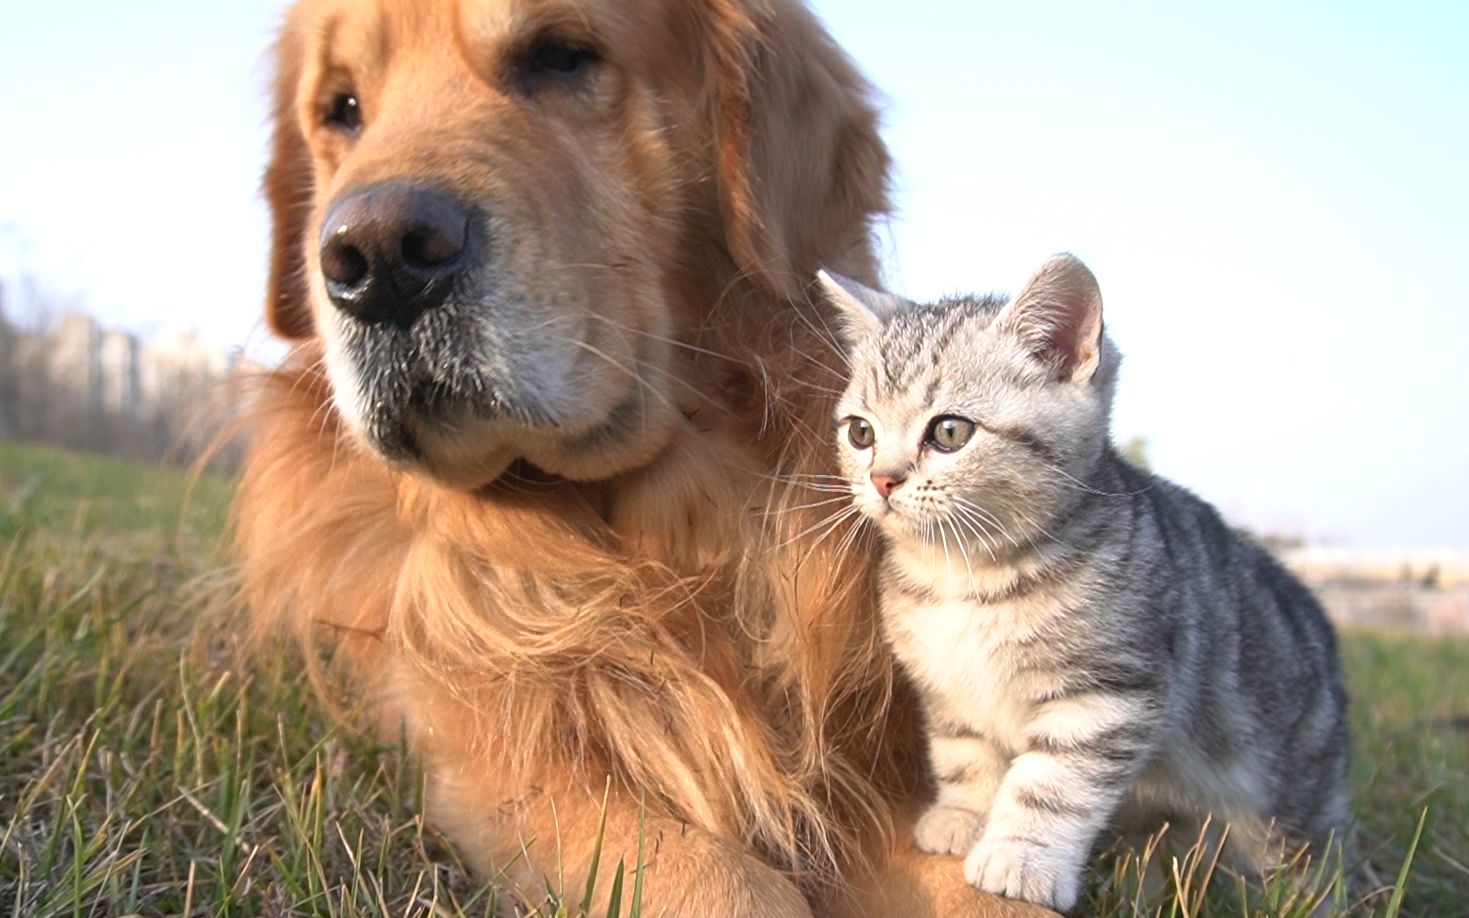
318;181;479;331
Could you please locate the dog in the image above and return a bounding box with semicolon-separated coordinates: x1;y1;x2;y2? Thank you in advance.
237;0;1042;914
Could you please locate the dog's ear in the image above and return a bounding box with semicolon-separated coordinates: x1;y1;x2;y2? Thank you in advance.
262;29;315;341
705;0;890;299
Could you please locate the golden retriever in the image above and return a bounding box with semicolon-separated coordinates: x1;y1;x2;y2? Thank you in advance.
238;0;1039;914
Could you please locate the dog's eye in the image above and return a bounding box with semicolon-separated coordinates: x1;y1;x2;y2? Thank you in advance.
523;38;599;82
323;92;363;132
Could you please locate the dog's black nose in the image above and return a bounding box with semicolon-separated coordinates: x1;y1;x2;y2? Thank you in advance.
319;183;473;329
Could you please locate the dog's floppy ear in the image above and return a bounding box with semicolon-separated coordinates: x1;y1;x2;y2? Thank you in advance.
705;0;890;298
262;29;315;341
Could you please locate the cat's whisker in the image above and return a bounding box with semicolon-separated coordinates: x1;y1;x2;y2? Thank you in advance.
777;485;854;496
955;505;1004;564
761;494;855;516
758;472;855;495
1004;501;1078;553
954;496;1033;552
952;497;1015;546
1039;460;1154;498
832;509;869;561
951;495;1002;525
773;503;861;553
943;515;977;590
949;505;1000;565
798;505;864;560
934;513;955;575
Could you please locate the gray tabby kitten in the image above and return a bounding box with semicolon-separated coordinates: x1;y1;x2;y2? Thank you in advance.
818;255;1350;912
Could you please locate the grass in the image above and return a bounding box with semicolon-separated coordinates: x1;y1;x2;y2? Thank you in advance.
0;440;1465;916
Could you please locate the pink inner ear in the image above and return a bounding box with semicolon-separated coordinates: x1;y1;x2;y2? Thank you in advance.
1010;256;1103;381
1046;305;1102;381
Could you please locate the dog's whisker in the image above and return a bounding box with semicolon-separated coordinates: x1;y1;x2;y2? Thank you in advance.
584;314;738;363
558;337;680;416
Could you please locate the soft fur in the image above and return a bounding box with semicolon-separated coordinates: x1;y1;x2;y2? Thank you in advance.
236;0;1041;914
824;258;1351;912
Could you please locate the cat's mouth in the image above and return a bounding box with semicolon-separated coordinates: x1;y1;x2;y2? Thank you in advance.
869;500;909;530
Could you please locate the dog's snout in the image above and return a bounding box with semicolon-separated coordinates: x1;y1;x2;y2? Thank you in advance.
319;183;474;329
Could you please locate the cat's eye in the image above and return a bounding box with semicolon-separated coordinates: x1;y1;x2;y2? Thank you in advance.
844;417;876;449
926;415;976;453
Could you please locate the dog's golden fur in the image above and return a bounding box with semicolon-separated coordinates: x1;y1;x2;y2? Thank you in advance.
239;0;1032;913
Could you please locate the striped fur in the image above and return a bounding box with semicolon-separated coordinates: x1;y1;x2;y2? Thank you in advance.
819;257;1351;911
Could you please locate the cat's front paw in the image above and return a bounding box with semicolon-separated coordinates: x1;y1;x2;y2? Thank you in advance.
913;804;986;855
962;834;1082;912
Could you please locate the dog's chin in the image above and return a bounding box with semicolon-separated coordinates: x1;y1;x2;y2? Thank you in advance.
359;388;680;490
405;418;522;490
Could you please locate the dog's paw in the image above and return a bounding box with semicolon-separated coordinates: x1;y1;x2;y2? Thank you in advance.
962;833;1081;912
913;804;986;855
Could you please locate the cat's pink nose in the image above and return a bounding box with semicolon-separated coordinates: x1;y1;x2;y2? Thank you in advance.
871;473;906;499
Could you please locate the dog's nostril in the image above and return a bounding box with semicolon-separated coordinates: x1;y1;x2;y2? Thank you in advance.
401;225;464;270
318;183;476;328
321;239;369;287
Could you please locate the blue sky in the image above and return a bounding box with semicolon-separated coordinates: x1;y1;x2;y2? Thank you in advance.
2;1;1466;548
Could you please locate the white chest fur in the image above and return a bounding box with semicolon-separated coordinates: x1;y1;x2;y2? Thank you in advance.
882;548;1060;753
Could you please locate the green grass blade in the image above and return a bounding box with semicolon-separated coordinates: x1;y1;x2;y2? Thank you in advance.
581;781;612;916
1383;806;1428;918
604;859;626;918
628;794;645;918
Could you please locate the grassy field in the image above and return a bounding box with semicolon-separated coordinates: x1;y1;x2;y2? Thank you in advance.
0;439;1464;916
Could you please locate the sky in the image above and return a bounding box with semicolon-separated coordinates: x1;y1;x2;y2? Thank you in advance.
1;0;1466;548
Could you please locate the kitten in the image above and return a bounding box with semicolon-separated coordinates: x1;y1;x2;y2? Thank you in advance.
818;255;1350;912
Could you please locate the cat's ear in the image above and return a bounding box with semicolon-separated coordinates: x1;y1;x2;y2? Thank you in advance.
817;269;905;341
1002;254;1105;382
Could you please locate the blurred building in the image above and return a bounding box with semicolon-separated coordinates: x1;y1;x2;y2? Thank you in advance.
1284;547;1469;634
0;298;257;467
